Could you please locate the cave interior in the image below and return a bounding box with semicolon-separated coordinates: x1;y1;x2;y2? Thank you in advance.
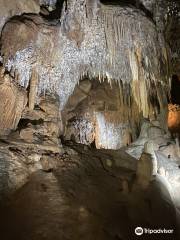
0;0;180;240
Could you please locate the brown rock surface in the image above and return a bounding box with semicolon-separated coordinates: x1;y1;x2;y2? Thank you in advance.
0;92;63;196
0;0;40;32
0;72;27;135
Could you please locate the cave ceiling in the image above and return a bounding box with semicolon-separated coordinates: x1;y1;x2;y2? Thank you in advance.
0;0;179;142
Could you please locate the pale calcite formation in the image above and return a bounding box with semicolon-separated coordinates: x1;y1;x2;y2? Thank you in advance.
1;1;169;113
130;120;180;215
63;79;140;149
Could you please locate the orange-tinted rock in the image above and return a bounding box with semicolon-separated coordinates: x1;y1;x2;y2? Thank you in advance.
168;104;180;134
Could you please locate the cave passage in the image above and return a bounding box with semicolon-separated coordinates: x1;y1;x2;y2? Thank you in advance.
171;75;180;105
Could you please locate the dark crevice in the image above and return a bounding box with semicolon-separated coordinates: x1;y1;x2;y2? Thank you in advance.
90;140;96;149
100;0;153;21
17;118;44;130
60;135;66;145
149;95;161;113
171;75;180;104
42;169;54;173
40;0;67;20
8;147;22;154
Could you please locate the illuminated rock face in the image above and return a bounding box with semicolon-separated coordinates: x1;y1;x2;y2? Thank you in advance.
168;104;180;135
168;74;180;136
2;3;169;113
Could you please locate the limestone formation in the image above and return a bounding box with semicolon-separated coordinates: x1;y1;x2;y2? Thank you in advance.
0;0;170;145
127;119;180;161
63;79;139;149
0;1;179;239
129;120;180;214
29;69;39;110
135;152;154;189
3;0;176;199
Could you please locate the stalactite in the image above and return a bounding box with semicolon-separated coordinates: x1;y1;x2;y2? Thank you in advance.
1;0;170;122
28;68;39;110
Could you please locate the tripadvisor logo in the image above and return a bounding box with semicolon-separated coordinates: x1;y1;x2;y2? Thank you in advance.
135;227;143;236
135;227;174;236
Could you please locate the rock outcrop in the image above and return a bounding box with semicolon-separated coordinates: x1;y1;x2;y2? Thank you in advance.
0;93;63;197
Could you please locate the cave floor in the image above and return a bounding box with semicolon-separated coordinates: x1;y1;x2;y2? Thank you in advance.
0;143;178;240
